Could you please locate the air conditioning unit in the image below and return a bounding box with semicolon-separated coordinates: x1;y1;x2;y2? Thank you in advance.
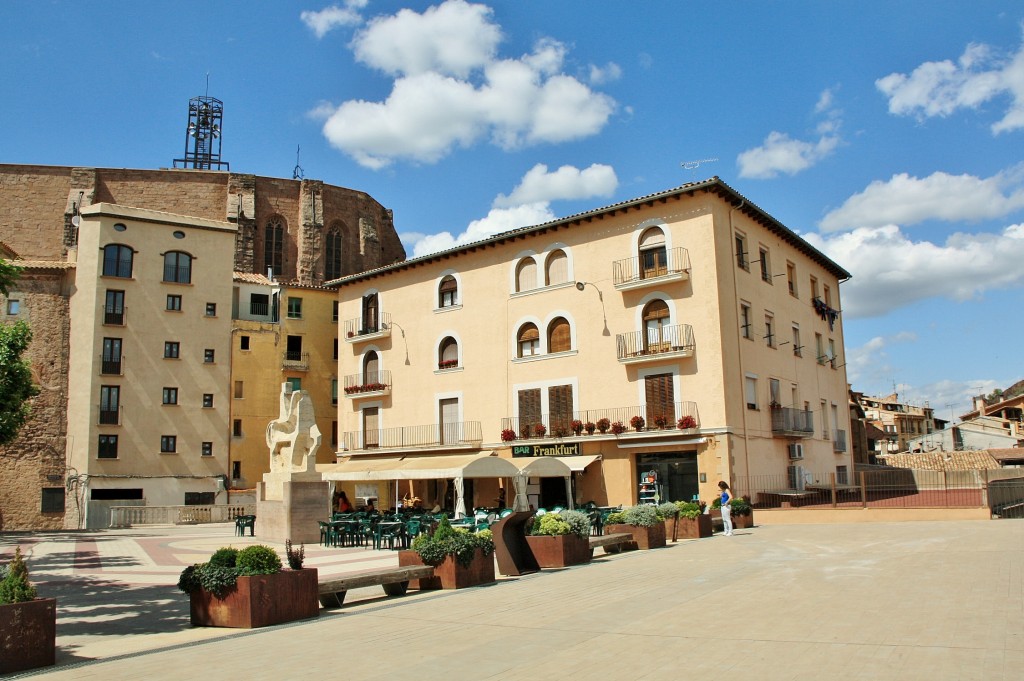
787;443;804;460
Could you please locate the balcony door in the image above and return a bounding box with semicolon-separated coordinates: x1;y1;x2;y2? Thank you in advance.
639;227;667;279
439;398;459;445
362;293;379;333
362;407;379;449
642;300;671;354
644;373;675;424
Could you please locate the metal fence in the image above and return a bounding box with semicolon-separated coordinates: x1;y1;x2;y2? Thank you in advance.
108;504;255;528
734;467;1024;512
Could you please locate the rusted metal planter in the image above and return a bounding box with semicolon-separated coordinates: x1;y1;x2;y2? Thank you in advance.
604;522;667;549
667;515;713;539
189;569;319;628
398;549;495;589
0;598;56;674
525;534;592;568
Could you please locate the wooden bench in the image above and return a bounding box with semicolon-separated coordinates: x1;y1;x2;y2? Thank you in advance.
589;532;634;554
318;565;436;608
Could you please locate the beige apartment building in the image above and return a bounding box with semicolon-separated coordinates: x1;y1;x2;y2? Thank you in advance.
331;178;853;510
860;393;938;454
66;204;236;527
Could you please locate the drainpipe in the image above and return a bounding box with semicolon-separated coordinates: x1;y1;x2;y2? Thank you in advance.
728;199;752;491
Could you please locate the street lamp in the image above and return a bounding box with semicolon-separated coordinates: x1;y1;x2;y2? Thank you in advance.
575;282;610;336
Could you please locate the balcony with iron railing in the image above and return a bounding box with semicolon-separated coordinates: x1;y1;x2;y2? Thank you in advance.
100;355;124;376
770;406;814;438
163;265;192;284
612;247;691;290
501;401;700;441
343;370;392;399
98;405;122;426
833;429;848;452
103;305;126;326
343;311;392;343
343;420;482;452
282;350;310;371
616;324;695;364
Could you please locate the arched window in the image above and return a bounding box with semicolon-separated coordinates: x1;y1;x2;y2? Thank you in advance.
264;217;284;277
517;323;540;358
438;275;458;308
163;251;192;284
438;336;459;369
515;258;536;292
363;351;379;383
642;299;671;353
102;244;133;278
639;227;667;279
324;227;342;281
545;249;568;286
547;317;571;353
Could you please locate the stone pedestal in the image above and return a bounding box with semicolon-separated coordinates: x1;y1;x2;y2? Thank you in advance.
256;479;328;545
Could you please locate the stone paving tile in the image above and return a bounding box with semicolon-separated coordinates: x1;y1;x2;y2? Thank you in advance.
2;519;1022;680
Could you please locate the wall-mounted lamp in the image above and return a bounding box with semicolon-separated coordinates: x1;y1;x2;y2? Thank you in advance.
575;282;610;336
389;321;411;365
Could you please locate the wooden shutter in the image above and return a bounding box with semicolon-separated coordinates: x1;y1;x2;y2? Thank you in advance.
548;384;574;434
548;318;571;353
644;374;674;422
643;300;670;320
545;250;568;285
518;389;541;437
516;259;536;292
363;351;379;383
439;398;459;444
363;407;379;448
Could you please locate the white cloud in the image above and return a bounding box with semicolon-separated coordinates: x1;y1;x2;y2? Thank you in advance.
351;0;500;78
876;38;1024;134
405;162;618;257
300;1;367;39
589;62;622;85
316;1;616;168
494;163;618;207
845;332;917;385
804;223;1024;318
819;167;1024;232
738;89;842;179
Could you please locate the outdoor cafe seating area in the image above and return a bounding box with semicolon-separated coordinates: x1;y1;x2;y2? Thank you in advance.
318;503;623;550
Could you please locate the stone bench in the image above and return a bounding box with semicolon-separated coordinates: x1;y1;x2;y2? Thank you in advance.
318;565;437;608
588;532;634;554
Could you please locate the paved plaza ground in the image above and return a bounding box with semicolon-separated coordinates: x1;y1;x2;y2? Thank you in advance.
2;518;1021;680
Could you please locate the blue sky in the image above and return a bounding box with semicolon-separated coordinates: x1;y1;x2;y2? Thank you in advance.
3;1;1023;419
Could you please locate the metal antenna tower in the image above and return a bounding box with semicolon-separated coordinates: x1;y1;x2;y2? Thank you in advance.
173;87;229;170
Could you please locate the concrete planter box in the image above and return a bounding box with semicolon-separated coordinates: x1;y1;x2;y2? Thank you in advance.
605;522;666;549
667;515;713;539
525;534;592;568
189;568;319;628
0;598;56;674
398;549;495;590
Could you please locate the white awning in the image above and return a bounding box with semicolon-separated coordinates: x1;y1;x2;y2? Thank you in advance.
561;454;603;472
318;451;519;481
510;457;573;477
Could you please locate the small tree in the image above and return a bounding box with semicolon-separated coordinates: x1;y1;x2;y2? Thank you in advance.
0;547;37;604
0;320;39;446
0;258;22;297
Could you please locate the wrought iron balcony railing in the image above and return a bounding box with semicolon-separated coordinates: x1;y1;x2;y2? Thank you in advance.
282;350;310;371
343;370;392;398
98;405;122;426
100;356;123;375
501;401;700;440
770;406;814;438
616;324;695;362
612;247;691;288
343;420;482;451
343;312;392;341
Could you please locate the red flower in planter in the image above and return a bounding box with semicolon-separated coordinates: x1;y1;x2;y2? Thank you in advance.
678;415;697;429
629;415;645;431
596;418;610;433
500;429;516;442
610;421;625;435
534;423;547;437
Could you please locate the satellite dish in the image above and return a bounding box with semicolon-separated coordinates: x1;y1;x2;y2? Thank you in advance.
70;215;81;228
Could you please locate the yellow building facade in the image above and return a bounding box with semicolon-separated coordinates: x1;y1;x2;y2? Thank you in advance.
333;179;854;511
67;204;235;526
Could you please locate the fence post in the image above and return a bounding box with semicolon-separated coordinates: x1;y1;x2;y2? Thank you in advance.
981;468;989;509
830;472;837;508
860;471;867;508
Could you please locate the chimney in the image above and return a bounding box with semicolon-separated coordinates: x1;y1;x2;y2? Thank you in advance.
973;395;987;414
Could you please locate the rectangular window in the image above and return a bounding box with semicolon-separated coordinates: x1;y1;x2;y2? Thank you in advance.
821;399;830;439
184;492;216;506
164;341;180;359
166;294;182;311
160;435;177;453
836;465;849;485
240;335;250;351
740;303;752;339
287;377;302;391
745;375;758;410
548;384;574;435
828;339;836;367
735;233;748;270
99;385;120;424
759;247;771;282
7;299;21;315
98;434;119;459
201;442;213;457
203;393;214;408
204;348;215;363
285;335;303;362
233;419;243;437
41;488;65;513
792;325;802;357
332;300;339;322
363;406;380;448
205;302;217;317
232;461;242;479
287;297;303;319
234;381;244;399
101;337;123;375
331;421;338;447
332;379;338;406
333;338;338;360
769;378;781;407
823;284;832;307
162;387;178;405
815;333;825;365
787;262;797;297
250;293;269;316
810;276;819;301
104;290;125;325
439;397;460;444
764;314;775;347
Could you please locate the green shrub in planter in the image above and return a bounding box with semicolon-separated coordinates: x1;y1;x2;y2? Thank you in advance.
657;502;679;519
413;516;495;568
711;496;752;516
178;544;283;598
531;514;571;537
557;510;591;537
610;504;662;527
236;545;282;576
674;501;703;519
0;547;37;604
209;547;239;569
